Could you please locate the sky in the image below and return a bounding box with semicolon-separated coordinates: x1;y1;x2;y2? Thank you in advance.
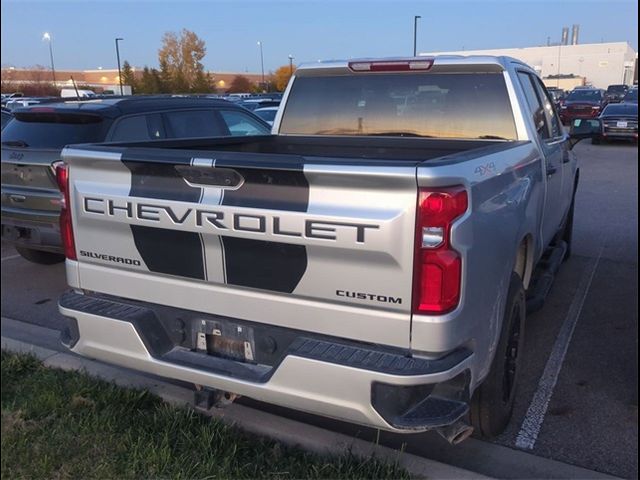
1;0;638;73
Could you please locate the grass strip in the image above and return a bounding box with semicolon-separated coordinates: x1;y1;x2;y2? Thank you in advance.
1;351;412;479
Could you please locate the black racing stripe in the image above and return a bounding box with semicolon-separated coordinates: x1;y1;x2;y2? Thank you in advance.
129;226;205;279
215;162;309;212
123;160;205;280
120;149;195;166
216;162;309;293
222;237;308;293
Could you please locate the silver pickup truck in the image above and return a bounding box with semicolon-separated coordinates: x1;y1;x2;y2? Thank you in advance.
57;56;601;443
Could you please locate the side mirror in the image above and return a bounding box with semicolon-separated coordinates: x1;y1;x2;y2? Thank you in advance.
568;118;602;149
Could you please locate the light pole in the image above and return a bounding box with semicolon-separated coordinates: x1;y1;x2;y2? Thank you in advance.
257;41;265;90
42;32;57;86
413;16;421;56
115;37;124;95
556;43;562;88
288;54;294;76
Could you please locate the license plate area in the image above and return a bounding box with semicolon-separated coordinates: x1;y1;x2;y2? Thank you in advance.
617;121;628;128
193;319;255;363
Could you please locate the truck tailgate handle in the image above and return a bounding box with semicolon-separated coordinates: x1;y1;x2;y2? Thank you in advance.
174;165;244;189
9;194;27;203
546;165;558;176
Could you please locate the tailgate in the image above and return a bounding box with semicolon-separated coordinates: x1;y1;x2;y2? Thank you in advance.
63;147;418;348
1;148;61;218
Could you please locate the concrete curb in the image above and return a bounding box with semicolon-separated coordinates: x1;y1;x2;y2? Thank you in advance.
1;335;490;479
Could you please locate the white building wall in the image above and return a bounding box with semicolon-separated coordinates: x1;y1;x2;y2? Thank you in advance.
421;42;637;89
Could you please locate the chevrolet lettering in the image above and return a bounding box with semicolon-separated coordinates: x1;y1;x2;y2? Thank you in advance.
82;196;380;243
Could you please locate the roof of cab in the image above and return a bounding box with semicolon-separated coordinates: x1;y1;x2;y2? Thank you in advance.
13;96;236;118
294;55;527;77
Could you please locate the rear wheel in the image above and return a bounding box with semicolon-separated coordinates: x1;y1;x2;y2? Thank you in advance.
470;272;525;438
15;246;65;265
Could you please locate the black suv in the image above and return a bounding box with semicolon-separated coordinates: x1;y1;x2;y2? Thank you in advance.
1;96;270;264
605;84;629;103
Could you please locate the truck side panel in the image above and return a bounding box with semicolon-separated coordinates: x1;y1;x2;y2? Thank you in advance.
411;142;542;386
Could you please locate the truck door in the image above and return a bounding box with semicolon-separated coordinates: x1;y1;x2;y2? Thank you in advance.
517;71;565;246
531;76;575;212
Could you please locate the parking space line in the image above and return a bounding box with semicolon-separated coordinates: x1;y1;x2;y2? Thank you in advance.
1;254;21;262
515;240;606;450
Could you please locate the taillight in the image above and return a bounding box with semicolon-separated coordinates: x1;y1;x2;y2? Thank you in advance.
54;162;77;260
413;186;468;314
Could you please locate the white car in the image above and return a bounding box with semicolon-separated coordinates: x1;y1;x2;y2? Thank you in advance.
3;98;42;111
253;106;279;125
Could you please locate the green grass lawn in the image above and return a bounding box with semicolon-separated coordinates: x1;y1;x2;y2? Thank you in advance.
1;351;411;479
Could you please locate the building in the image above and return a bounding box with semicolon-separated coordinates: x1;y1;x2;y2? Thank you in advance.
421;42;637;89
0;67;263;93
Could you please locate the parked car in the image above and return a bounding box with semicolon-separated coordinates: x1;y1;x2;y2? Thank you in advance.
1;108;12;130
3;98;53;111
622;87;637;104
239;99;281;111
60;88;97;98
559;88;606;123
592;102;638;144
604;84;629;103
1;96;270;264
57;56;598;443
546;87;566;108
0;92;24;106
253;106;279;125
250;92;283;101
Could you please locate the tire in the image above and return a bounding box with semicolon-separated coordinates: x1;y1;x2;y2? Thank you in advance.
15;246;65;265
561;196;575;261
470;272;525;438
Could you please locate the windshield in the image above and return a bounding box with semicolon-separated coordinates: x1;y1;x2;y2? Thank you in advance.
607;85;627;93
602;104;638;116
255;109;277;122
623;89;638;102
548;90;563;100
1;116;105;149
566;90;602;101
280;73;517;140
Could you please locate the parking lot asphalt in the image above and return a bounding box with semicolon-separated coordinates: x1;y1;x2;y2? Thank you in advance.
1;140;637;478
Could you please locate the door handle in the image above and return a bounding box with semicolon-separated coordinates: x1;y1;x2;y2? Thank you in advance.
546;165;558;176
9;194;26;203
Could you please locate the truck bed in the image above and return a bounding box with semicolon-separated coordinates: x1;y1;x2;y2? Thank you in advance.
101;134;515;163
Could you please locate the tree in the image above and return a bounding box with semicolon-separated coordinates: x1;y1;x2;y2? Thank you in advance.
158;59;173;93
228;75;253;93
137;66;161;94
158;29;208;93
273;64;296;92
192;70;214;93
121;61;136;93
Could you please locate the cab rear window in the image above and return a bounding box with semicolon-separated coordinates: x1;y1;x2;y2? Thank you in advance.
1;113;106;149
280;73;517;140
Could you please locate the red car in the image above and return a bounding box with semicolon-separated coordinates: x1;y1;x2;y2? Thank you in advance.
559;89;606;124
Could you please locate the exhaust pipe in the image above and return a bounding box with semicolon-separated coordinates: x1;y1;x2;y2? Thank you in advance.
436;420;474;445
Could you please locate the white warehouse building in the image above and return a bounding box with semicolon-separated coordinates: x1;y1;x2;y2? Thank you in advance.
421;42;637;89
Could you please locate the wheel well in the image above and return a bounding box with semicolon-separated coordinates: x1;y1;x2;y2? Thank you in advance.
514;235;534;290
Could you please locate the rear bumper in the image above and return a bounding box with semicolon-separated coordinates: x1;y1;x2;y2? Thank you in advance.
1;206;62;252
559;110;600;122
59;290;474;432
601;129;638;140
